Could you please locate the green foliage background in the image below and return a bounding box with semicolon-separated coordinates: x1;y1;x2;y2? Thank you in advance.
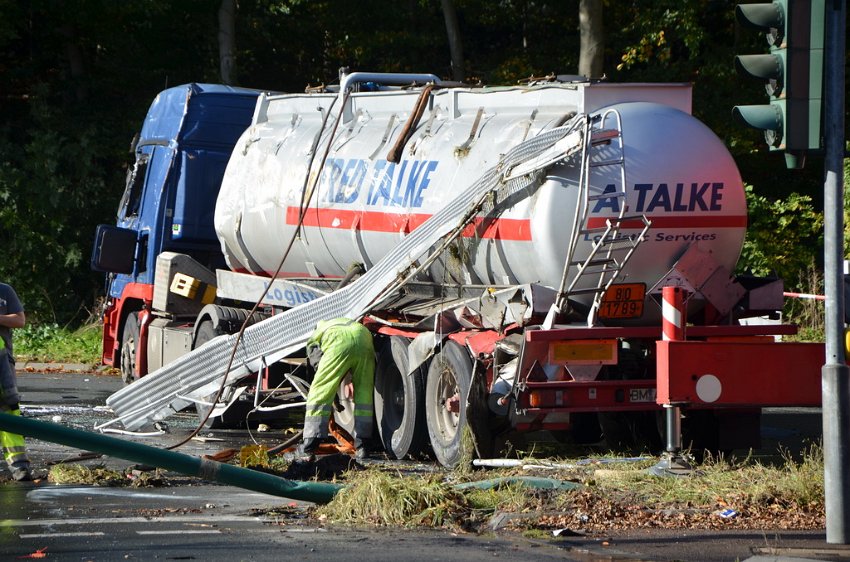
741;186;824;285
0;0;842;325
15;322;101;363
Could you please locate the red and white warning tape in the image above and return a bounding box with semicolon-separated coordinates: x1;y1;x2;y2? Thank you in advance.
783;292;826;301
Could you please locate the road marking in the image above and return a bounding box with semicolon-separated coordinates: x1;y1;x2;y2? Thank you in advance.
28;487;209;501
137;529;222;535
19;532;106;538
5;515;263;527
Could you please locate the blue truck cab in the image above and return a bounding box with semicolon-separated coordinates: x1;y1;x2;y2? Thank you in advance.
91;84;260;383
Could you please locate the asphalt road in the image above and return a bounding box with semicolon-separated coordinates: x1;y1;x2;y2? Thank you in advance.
1;370;846;561
1;483;580;562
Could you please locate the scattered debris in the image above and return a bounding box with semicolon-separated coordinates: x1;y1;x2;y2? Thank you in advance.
17;546;48;559
48;463;165;488
46;452;103;466
552;527;584;537
137;507;202;517
454;476;580;491
48;464;126;486
239;445;269;468
251;504;305;521
318;467;468;528
191;435;226;443
488;511;539;531
203;448;239;462
126;467;165;487
472;456;653;470
277;453;362;481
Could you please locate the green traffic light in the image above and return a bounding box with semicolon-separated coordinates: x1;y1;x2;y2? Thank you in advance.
735;2;785;46
731;104;783;147
734;53;784;95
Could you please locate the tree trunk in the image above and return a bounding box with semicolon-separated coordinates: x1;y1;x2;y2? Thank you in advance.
578;0;604;79
440;0;465;82
218;0;237;85
59;24;87;102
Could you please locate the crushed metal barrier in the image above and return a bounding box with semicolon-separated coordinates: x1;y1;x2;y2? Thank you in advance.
104;115;587;431
0;412;341;502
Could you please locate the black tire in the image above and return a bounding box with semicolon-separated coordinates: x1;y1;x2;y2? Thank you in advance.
426;340;492;468
374;336;428;459
193;318;252;429
119;312;139;385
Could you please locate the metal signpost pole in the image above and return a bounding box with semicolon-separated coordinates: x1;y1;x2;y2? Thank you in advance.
822;0;848;545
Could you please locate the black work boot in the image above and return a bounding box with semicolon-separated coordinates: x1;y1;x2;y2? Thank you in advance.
296;439;319;456
11;465;32;482
353;437;378;461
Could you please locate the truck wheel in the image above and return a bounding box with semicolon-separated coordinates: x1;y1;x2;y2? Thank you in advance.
193;318;251;429
119;312;139;385
375;336;428;459
425;340;482;468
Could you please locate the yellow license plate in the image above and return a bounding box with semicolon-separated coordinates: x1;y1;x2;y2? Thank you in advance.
550;339;618;364
598;283;646;319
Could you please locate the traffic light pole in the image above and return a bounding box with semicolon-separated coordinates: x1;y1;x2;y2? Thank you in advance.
821;0;848;545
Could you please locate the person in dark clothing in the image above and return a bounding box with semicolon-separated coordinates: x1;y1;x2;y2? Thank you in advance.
0;282;30;481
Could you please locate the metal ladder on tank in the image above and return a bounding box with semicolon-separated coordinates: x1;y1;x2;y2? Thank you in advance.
554;109;651;326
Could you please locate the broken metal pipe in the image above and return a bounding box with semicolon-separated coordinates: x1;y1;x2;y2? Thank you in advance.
0;413;341;503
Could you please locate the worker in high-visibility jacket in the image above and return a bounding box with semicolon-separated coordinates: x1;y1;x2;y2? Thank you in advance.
0;282;31;481
299;318;375;460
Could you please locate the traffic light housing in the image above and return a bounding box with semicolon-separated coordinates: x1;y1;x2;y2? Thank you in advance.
732;0;825;169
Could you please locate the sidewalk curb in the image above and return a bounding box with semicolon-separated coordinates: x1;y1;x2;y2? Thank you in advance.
15;362;103;374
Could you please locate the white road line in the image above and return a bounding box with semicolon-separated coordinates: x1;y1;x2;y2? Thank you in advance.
136;530;222;535
19;532;105;538
4;515;263;527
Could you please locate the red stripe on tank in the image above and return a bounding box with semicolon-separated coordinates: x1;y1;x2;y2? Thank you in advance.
287;207;533;240
287;207;747;241
586;215;748;229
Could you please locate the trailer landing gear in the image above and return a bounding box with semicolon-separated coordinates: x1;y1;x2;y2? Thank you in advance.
648;404;694;476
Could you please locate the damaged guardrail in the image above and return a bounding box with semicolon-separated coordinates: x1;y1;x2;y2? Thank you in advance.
0;413;341;503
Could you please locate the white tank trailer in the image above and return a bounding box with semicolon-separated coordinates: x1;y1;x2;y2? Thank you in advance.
216;77;746;305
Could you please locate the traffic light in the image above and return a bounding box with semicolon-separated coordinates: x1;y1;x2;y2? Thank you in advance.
732;0;825;169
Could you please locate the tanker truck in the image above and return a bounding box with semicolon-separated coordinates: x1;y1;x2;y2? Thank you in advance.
92;72;824;467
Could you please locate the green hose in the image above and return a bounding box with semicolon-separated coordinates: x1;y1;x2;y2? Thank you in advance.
0;412;341;503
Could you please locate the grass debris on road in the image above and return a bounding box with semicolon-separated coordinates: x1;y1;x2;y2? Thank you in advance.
48;463;166;488
311;445;825;534
38;441;825;533
318;468;470;528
